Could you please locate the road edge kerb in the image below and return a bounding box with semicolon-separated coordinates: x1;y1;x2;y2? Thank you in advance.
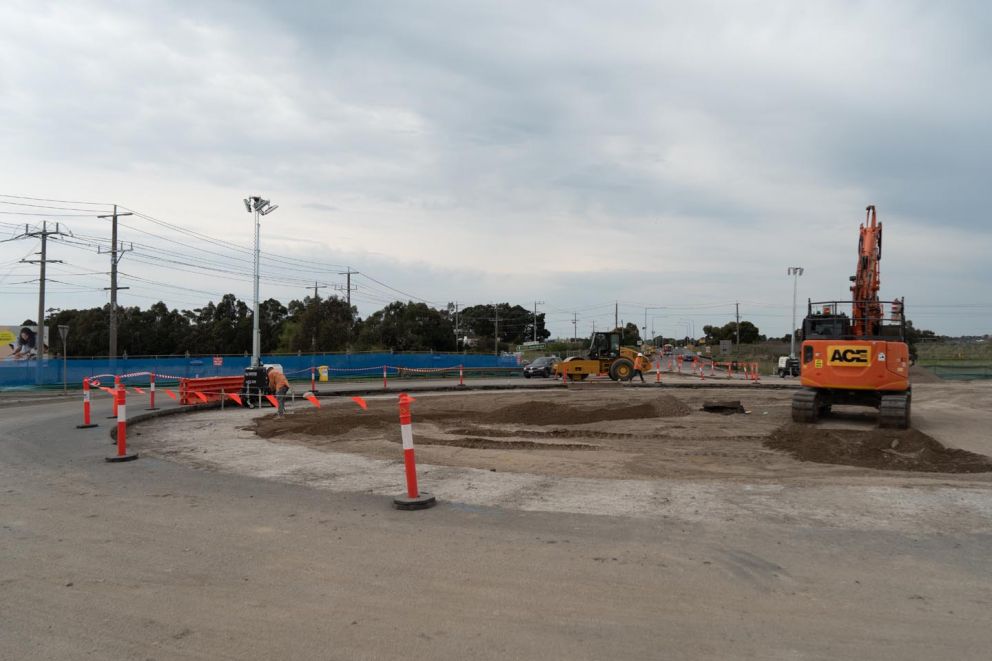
110;380;799;442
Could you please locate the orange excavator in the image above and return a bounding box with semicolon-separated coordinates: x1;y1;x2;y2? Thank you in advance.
792;205;911;428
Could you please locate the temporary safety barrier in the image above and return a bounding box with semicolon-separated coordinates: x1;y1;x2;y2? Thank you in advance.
106;385;137;462
392;393;436;510
178;376;245;405
76;377;98;429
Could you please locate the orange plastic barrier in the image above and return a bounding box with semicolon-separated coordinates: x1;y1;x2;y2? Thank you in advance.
179;376;246;405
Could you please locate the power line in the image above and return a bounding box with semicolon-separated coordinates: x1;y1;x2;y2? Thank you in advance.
0;200;112;213
0;193;113;206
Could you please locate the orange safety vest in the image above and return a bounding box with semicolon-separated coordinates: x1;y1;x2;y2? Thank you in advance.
268;370;290;391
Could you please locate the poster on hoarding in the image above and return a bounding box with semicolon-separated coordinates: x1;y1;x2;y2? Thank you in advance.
0;325;50;361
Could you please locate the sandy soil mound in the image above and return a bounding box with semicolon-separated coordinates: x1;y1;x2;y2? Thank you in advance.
765;425;992;473
482;396;690;426
253;410;394;438
245;387;992;481
413;436;599;451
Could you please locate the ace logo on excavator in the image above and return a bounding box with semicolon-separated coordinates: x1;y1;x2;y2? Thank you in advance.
827;345;871;366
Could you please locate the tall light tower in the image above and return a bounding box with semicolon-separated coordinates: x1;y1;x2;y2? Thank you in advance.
244;196;278;368
788;266;804;359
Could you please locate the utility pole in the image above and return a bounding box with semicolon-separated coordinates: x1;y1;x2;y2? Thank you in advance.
614;301;619;330
735;301;740;350
309;281;327;351
572;312;577;342
493;303;499;356
532;300;544;343
17;221;66;384
335;267;359;311
335;268;359;349
97;205;133;360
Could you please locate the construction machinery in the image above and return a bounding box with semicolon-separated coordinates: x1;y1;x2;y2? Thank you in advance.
792;205;911;428
554;329;653;381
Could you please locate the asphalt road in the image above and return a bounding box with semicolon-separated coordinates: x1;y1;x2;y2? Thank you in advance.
2;385;991;660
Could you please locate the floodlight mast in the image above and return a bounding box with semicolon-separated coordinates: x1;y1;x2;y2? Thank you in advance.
788;266;804;359
244;195;277;368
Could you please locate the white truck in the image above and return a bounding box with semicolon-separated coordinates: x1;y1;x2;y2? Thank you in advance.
777;356;800;377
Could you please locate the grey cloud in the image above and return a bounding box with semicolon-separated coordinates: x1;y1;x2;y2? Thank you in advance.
0;0;989;335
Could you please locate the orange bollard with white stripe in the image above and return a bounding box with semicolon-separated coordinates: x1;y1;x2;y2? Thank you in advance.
383;365;388;390
392;393;436;510
310;367;316;394
655;357;661;383
106;384;138;462
459;364;465;387
76;377;98;429
146;372;159;411
108;375;122;419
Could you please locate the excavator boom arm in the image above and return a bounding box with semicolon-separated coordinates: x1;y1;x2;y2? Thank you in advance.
850;205;883;336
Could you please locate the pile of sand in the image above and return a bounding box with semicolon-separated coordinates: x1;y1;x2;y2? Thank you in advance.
765;425;992;473
482;396;690;426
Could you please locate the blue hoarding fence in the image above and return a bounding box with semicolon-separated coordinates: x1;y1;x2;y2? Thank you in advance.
0;352;522;389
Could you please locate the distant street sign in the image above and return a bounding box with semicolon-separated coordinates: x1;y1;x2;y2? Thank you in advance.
719;340;732;355
517;342;546;351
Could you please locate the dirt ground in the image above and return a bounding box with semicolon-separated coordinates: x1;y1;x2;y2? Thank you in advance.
131;381;992;531
253;384;992;482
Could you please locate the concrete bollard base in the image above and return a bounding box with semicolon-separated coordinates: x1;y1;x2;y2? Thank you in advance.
393;493;437;510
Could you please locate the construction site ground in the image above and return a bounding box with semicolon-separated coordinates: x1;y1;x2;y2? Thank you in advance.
135;377;992;531
3;373;992;659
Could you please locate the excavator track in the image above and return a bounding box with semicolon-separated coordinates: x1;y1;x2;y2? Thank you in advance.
879;392;911;429
791;388;820;423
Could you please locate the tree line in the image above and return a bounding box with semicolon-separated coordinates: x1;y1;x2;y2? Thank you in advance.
34;295;552;357
29;294;936;358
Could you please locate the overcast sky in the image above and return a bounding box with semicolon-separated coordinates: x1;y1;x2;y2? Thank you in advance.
1;0;989;341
